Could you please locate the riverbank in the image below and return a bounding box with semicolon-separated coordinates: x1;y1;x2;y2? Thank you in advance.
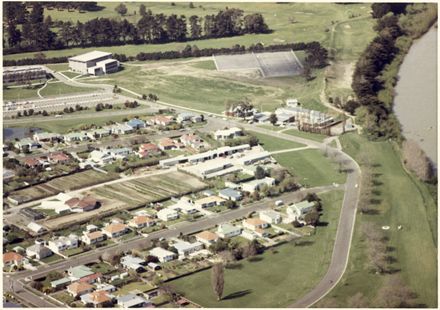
393;26;437;165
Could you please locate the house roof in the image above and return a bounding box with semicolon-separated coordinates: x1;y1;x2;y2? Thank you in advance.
260;210;281;219
219;188;242;199
103;223;127;234
130;215;154;225
118;294;148;307
195;196;225;205
26;244;51;255
244;218;268;226
88;290;111;304
149;247;175;258
51;277;71;287
65;198;80;207
68;265;94;279
153;115;173;123
24;157;42;166
3;252;24;263
139;143;159;151
77;197;97;209
196;231;219;242
159;137;175;147
173;240;202;253
68;281;93;294
292;200;316;211
48;152;69;161
127;118;145;126
86;231;104;240
78;272;102;283
217;223;241;235
27;222;44;233
157;208;178;216
69;50;112;62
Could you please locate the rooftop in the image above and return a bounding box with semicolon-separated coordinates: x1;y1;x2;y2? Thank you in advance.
69;51;112;62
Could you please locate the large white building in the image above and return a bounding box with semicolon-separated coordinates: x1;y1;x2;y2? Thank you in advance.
68;51;119;75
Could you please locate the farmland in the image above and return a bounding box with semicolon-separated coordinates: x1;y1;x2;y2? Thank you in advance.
42;171;207;230
8;170;119;203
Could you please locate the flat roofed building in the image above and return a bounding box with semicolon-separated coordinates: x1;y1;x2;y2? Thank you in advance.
68;51;119;75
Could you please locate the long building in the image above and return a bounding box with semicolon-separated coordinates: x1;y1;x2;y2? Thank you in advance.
68;51;119;75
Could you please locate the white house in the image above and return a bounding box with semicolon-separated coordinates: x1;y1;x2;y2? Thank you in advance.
107;147;132;159
287;200;316;220
259;210;282;224
88;150;113;165
102;223;128;239
82;231;105;245
216;223;242;239
121;255;146;271
194;196;226;209
214;127;243;140
241;177;275;193
242;218;269;231
63;132;89;143
128;215;155;229
195;231;219;246
172;240;203;258
26;242;52;260
157;208;179;222
27;222;46;234
149;247;176;263
47;234;79;254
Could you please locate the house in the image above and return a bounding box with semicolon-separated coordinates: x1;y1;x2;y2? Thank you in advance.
157;208;179;222
108;147;132;159
50;277;72;289
33;132;62;143
117;294;151;308
22;157;44;168
68;265;102;283
275;100;334;127
3;252;25;267
216;223;242;238
214;127;243;140
82;231;105;245
195;231;219;246
149;247;176;263
69;51;119;75
102;223;128;238
128;215;155;229
81;290;114;307
177;112;202;123
64;132;89;143
67;281;94;297
66;196;98;212
27;222;46;234
126;118;146;129
48;234;79;254
149;115;174;127
158;138;176;151
173;240;203;257
88;150;113;165
242;218;269;231
87;128;111;140
287;200;316;220
137;143;161;158
26;243;52;260
121;255;146;272
202;189;215;197
219;188;243;201
86;224;99;232
47;152;70;164
110;123;133;135
14;138;40;151
241;177;275;193
241;229;257;240
194;196;226;209
259;210;282;224
95;283;117;293
168;197;197;215
180;133;203;149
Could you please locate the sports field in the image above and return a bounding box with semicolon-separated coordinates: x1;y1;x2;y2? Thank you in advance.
214;51;303;78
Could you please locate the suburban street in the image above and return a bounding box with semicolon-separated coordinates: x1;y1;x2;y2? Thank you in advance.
3;71;362;308
4;186;335;307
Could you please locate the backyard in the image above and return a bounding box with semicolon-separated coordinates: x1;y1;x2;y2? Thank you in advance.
170;190;344;307
315;133;437;308
274;149;346;187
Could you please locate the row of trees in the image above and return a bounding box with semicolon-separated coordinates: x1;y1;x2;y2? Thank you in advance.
4;2;270;54
3;41;327;68
347;5;406;140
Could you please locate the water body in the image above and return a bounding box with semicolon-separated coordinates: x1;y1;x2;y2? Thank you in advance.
3;127;42;140
394;26;437;165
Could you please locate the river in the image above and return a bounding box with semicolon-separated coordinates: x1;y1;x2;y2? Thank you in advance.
394;26;437;165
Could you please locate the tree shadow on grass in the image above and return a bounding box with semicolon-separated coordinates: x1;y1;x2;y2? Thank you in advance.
247;256;264;263
294;240;314;247
223;289;253;300
225;263;243;270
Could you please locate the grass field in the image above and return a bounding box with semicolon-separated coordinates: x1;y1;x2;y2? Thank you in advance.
283;129;328;142
170;190;344;307
249;131;305;151
4;3;372;61
3;80;98;101
315;133;437;307
274;149;346;187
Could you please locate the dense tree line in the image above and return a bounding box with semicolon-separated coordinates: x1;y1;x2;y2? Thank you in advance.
346;4;408;140
4;41;328;68
4;3;270;54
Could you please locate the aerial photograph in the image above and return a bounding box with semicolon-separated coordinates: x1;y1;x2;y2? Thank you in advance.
2;1;437;308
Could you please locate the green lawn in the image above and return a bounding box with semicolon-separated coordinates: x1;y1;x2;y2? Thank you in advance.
316;133;437;308
190;60;217;70
4;3;372;61
171;190;344;307
274;149;346;187
59;71;82;79
249;131;305;152
52;291;75;305
3;85;43;101
115;281;156;296
40;254;63;264
61;247;85;257
283;129;328;142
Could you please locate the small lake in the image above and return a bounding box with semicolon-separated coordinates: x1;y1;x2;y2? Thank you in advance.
3;127;42;140
394;26;437;165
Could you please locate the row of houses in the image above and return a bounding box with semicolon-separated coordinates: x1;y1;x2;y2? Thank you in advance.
20;152;71;168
